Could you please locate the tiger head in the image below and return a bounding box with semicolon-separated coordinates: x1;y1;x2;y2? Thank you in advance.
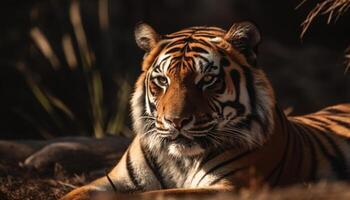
131;22;275;158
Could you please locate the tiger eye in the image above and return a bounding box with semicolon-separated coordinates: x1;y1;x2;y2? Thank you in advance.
203;75;214;82
155;76;168;86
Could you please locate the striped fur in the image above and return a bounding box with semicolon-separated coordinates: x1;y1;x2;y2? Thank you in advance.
61;22;350;200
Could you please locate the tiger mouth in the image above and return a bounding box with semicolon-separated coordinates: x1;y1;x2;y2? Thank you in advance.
167;135;205;157
156;123;217;138
169;135;195;147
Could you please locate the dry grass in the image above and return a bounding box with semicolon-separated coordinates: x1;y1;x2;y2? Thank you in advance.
17;0;131;138
345;46;350;73
298;0;350;73
298;0;350;38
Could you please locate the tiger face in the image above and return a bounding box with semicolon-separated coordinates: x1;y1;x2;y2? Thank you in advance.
132;22;275;158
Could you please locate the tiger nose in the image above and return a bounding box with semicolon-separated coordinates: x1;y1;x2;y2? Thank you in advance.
164;116;193;130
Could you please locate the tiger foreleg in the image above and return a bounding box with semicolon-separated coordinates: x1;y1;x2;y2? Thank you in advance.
61;186;233;200
60;185;99;200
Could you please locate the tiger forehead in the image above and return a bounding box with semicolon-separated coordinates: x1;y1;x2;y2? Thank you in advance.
165;26;226;38
151;36;224;72
151;44;222;76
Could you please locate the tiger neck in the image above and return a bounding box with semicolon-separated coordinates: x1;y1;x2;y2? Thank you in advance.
140;105;294;188
243;105;296;186
155;106;292;187
265;105;291;155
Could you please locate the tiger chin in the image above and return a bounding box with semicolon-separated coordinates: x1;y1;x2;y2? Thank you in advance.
61;22;350;200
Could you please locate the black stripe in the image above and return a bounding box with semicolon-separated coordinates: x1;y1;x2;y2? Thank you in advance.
196;150;251;186
220;57;230;68
203;61;214;73
174;159;191;178
192;34;218;38
185;56;197;72
271;121;290;186
264;157;283;184
230;69;240;102
140;145;166;189
211;97;224;115
190;46;209;54
199;150;225;170
105;171;118;192
208;98;219;113
145;75;155;114
294;124;304;180
228;69;246;117
197;38;215;48
297;124;318;181
194;54;210;63
310;125;349;179
305;116;330;126
126;149;142;190
158;56;171;70
292;120;308;144
167;30;194;35
241;65;255;111
165;40;186;48
264;121;291;184
164;47;183;54
191;149;226;184
215;67;226;94
325;117;350;130
264;116;294;185
306;127;343;178
153;65;161;73
209;166;248;186
284;116;303;182
241;65;259;131
189;124;215;132
325;108;347;114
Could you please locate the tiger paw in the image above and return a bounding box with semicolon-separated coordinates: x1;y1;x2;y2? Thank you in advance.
60;187;96;200
61;187;119;200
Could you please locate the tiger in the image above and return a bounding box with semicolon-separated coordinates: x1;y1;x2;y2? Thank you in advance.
61;22;350;200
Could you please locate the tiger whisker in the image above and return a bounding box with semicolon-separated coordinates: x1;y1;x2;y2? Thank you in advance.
139;115;156;120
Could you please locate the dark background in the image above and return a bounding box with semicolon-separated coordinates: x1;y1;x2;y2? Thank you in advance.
0;0;349;140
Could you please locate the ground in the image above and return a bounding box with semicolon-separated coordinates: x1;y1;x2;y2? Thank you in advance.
1;159;350;200
0;160;89;200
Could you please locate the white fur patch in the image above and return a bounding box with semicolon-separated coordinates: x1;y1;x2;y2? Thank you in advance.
168;143;204;157
131;84;146;134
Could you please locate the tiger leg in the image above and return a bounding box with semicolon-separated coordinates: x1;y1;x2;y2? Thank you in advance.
60;136;163;200
60;176;112;200
61;186;232;200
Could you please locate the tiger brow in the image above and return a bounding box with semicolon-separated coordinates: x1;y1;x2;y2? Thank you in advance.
153;55;170;72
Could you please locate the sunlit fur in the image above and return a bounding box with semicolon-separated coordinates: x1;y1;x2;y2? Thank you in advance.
61;23;350;200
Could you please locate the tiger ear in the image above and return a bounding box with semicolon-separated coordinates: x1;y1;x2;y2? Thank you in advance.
135;23;160;52
224;22;261;65
224;22;261;49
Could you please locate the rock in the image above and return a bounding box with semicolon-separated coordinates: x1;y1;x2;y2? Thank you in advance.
0;136;131;173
